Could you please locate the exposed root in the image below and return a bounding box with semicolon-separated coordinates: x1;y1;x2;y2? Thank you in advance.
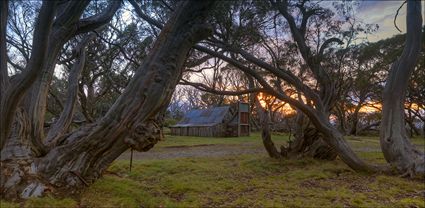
398;163;423;179
1;159;52;199
69;171;89;187
283;127;337;160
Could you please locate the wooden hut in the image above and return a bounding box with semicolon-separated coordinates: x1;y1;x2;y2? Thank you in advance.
170;102;250;137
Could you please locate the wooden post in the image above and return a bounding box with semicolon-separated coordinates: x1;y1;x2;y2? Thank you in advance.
247;103;251;136
237;101;241;137
129;148;133;172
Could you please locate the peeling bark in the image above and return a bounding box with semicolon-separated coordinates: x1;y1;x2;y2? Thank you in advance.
1;0;215;199
1;1;57;149
24;0;121;155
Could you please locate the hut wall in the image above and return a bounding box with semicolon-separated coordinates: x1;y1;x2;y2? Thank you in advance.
170;124;229;137
186;126;213;137
225;124;239;137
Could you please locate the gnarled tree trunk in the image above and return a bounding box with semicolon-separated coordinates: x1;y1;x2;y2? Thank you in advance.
1;1;215;199
195;45;377;172
380;0;424;176
255;95;336;160
255;98;283;159
285;111;337;160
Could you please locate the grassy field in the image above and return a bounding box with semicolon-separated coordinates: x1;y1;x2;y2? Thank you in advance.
1;132;424;208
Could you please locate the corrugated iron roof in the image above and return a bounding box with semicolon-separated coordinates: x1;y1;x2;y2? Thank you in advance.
171;106;230;127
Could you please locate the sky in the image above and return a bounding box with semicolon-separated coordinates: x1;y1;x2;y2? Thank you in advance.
355;0;409;42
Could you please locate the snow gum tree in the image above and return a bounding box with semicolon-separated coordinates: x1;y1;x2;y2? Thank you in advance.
380;0;424;176
0;0;216;199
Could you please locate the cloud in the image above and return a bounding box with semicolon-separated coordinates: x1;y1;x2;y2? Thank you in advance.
356;1;407;42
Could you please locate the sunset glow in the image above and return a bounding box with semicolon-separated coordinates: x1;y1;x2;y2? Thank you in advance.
358;102;382;113
258;93;422;116
257;93;297;116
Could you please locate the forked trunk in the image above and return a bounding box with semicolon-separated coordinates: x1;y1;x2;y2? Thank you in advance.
1;1;215;199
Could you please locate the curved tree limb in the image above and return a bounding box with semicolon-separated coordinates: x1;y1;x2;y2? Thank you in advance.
128;0;163;29
193;45;319;122
93;30;140;67
37;0;217;185
76;0;122;35
318;37;344;59
0;1;57;148
206;40;325;112
271;0;337;112
185;54;213;68
129;0;379;173
0;0;9;95
179;79;266;96
194;44;381;173
54;1;90;28
25;0;122;154
271;0;310;60
255;95;284;158
45;34;96;147
5;38;30;63
394;1;407;33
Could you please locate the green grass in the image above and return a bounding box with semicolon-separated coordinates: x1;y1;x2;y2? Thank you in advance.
79;156;425;207
0;197;77;208
1;133;424;207
157;131;290;148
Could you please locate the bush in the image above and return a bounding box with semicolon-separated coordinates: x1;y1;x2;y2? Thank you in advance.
164;118;178;127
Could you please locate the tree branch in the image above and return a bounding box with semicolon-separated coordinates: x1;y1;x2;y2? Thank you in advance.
180;79;266;95
271;0;310;60
45;34;95;147
208;40;324;111
394;1;407;33
128;0;163;29
54;0;90;28
185;54;213;68
7;56;25;72
318;37;344;59
193;44;320;124
6;37;31;62
93;30;140;67
0;0;9;94
76;0;122;35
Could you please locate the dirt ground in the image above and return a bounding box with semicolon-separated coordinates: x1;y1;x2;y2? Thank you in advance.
117;143;265;160
117;143;386;161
